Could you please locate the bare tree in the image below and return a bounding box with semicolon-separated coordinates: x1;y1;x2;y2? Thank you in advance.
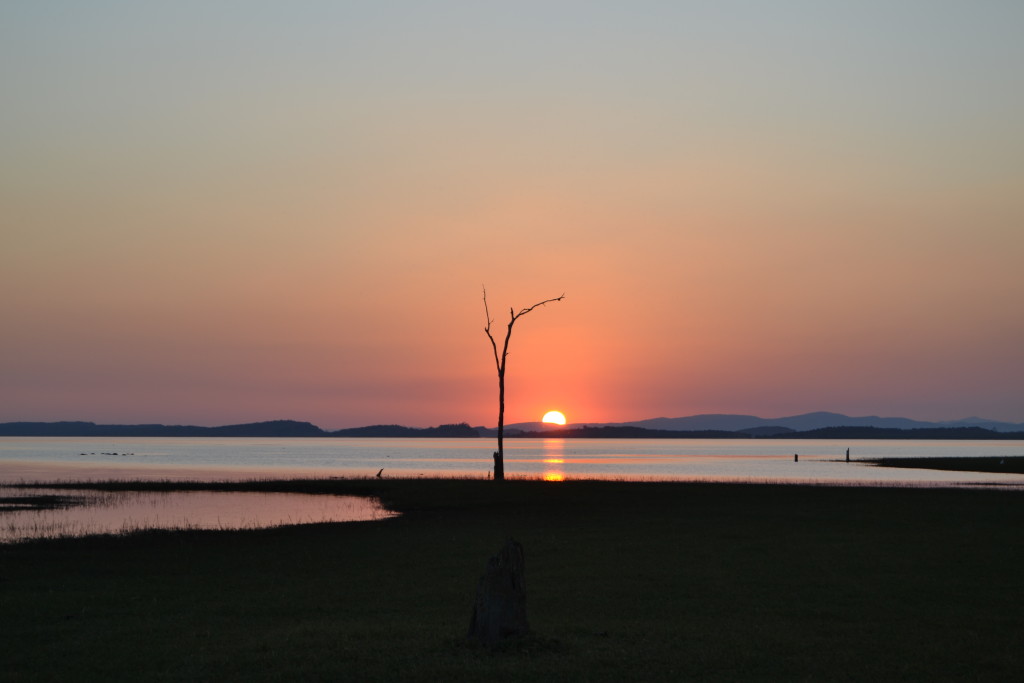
483;287;564;481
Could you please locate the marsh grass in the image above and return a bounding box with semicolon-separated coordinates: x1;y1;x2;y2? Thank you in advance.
2;479;1023;681
0;493;75;511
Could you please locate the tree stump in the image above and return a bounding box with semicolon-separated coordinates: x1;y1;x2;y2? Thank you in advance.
492;451;504;481
468;538;528;645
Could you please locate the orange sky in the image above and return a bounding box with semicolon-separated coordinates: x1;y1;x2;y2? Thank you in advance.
2;2;1023;428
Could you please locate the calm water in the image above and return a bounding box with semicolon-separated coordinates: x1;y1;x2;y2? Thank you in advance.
0;488;395;544
4;437;1022;542
3;436;1024;486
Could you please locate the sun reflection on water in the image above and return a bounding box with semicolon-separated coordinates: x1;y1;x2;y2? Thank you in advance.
541;438;566;482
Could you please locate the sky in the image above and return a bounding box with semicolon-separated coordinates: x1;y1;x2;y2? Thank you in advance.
2;1;1023;429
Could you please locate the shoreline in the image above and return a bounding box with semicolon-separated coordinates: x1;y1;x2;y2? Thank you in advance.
866;455;1024;474
6;468;1024;493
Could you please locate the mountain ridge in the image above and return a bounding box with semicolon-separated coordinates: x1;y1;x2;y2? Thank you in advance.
610;411;1024;433
2;412;1022;438
500;411;1024;434
0;420;478;438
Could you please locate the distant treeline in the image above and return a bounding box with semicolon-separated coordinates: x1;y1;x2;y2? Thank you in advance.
329;423;480;437
510;425;743;439
779;425;1024;440
2;421;1022;440
0;420;480;438
510;425;1024;440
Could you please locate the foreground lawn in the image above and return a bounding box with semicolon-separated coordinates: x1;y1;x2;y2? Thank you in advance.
2;479;1023;681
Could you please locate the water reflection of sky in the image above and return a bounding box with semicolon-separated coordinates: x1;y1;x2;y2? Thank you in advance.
0;488;395;544
4;437;1024;542
2;437;1024;487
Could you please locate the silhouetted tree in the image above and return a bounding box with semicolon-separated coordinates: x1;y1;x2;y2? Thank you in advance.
483;287;564;481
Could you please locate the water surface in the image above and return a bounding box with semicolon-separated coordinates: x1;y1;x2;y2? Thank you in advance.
3;436;1024;485
0;486;394;544
4;437;1023;543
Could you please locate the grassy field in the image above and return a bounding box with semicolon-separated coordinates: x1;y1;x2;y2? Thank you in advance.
2;478;1023;681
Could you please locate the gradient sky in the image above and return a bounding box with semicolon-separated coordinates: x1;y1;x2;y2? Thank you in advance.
2;1;1022;428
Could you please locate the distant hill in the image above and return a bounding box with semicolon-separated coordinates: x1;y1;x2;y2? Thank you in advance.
2;413;1022;439
507;424;1024;441
0;420;325;437
0;420;479;438
612;412;1024;434
510;425;745;439
328;423;479;438
784;426;1024;440
738;426;796;437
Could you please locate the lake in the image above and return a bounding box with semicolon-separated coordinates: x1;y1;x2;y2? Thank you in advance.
3;436;1024;486
4;437;1023;543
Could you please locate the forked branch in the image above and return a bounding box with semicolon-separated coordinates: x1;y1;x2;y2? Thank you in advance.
482;287;501;373
482;287;564;372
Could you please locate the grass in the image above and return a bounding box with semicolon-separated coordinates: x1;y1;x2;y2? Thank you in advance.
2;478;1023;681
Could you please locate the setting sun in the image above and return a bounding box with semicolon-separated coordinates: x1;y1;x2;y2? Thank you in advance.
542;410;567;425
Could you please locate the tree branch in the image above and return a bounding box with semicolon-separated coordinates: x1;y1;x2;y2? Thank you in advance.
512;294;565;323
483;290;565;372
482;286;501;373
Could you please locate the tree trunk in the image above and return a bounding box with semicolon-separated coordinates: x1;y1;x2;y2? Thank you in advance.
495;366;505;480
468;539;528;645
